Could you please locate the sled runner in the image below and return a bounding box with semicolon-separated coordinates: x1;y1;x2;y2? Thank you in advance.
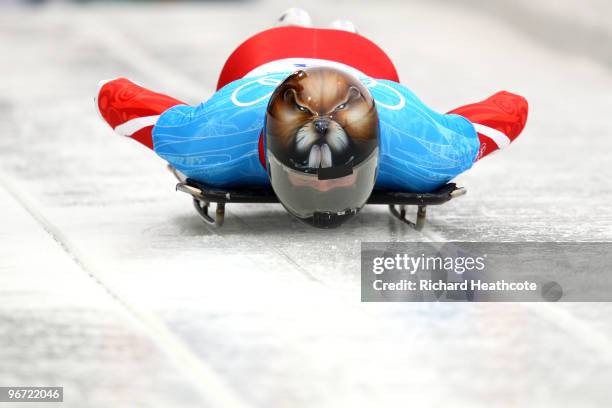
171;166;466;230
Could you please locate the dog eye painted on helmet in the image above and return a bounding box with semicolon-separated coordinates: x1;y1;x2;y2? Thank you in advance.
265;67;380;228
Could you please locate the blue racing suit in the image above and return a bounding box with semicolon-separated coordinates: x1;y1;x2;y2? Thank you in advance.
152;72;479;192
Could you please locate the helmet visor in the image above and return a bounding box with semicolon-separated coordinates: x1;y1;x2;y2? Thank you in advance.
268;148;378;219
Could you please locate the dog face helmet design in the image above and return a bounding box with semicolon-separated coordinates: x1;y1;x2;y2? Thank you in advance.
265;67;380;228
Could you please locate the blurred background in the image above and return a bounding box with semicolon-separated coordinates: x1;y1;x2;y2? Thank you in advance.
1;1;611;407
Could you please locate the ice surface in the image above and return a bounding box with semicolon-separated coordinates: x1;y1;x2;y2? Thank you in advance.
1;1;611;407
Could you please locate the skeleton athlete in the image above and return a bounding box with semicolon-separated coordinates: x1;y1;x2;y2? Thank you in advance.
96;9;528;227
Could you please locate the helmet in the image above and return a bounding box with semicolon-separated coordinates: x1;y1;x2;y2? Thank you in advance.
265;67;380;228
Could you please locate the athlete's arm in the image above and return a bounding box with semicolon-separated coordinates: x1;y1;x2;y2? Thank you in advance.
448;91;528;160
95;77;185;149
371;79;528;192
95;76;270;187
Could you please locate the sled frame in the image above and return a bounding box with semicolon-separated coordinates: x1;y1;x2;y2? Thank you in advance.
169;166;466;230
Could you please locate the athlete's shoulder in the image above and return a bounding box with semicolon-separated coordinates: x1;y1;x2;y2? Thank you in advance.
212;72;291;109
359;77;424;112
